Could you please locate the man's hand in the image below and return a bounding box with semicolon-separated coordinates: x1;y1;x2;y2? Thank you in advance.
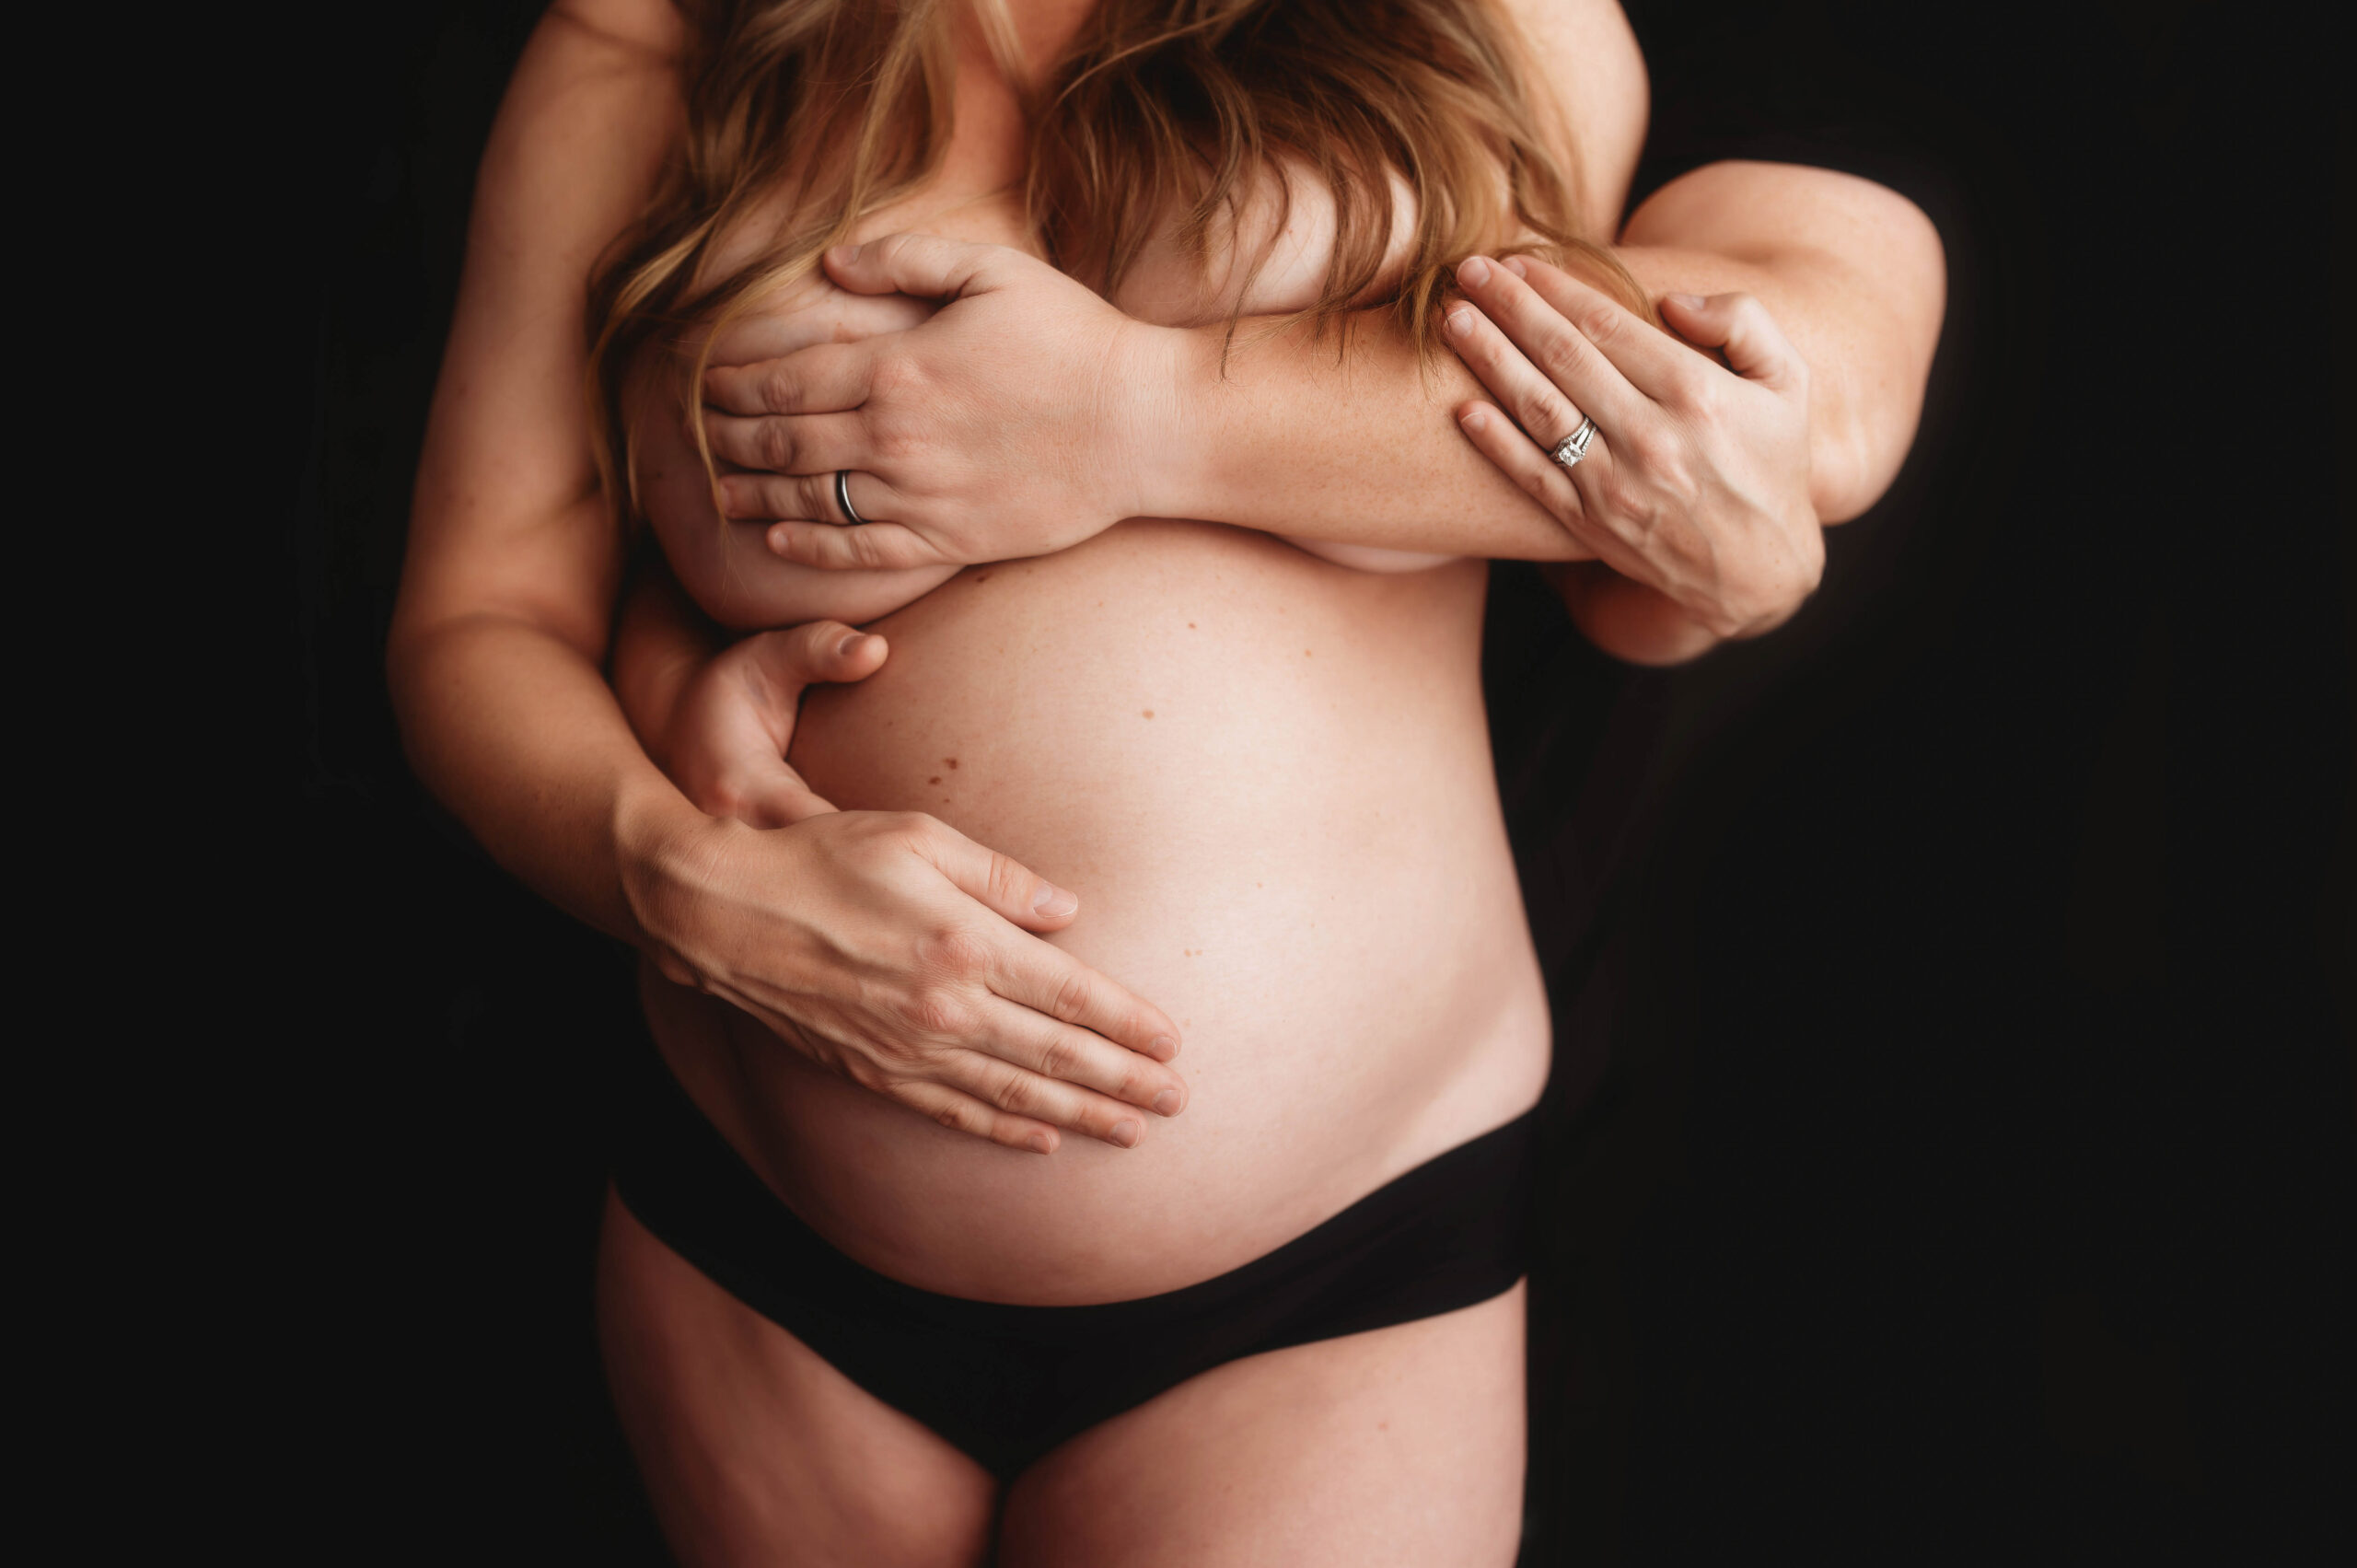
699;233;1176;571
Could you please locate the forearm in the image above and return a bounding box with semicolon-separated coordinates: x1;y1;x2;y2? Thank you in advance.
1146;162;1943;550
389;608;693;949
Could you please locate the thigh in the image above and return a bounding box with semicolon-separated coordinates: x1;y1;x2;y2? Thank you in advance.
998;1283;1528;1568
596;1187;997;1568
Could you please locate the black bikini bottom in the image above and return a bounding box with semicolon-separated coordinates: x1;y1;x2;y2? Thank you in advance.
610;1027;1537;1481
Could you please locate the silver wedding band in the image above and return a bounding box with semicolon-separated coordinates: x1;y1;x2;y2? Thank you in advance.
834;470;865;526
1550;416;1599;470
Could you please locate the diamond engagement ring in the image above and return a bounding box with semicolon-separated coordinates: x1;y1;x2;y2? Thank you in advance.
1550;416;1599;470
834;470;866;526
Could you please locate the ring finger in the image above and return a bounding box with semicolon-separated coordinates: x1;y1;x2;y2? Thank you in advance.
948;1028;1163;1147
719;470;891;525
1445;303;1589;456
976;996;1188;1116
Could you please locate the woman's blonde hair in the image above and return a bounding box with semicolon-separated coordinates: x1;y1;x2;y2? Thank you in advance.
587;0;1650;514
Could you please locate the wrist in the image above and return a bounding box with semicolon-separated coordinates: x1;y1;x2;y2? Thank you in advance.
1116;319;1207;522
613;770;718;956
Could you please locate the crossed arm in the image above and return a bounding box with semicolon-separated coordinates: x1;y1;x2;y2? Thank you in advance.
390;0;1196;1156
697;160;1944;663
391;0;1944;1159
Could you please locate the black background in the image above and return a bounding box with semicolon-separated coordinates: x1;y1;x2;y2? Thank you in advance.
289;2;2351;1561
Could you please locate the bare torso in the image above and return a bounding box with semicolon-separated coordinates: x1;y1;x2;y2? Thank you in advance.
635;9;1645;1306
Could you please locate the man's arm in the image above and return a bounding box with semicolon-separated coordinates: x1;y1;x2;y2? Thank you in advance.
389;0;687;940
389;0;1190;1153
726;159;1945;578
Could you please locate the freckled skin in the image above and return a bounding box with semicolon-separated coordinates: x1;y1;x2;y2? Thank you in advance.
653;518;1550;1306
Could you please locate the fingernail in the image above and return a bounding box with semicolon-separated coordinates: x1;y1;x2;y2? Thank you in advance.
1457;256;1492;287
1460;408;1489;434
1033;883;1078;918
1149;1033;1179;1060
766;524;795;555
1502;256;1530;277
1152;1087;1182;1116
1028;1132;1054;1155
837;632;872;657
826;244;856;267
1109;1120;1141;1148
1667;292;1706;309
1446;307;1474;339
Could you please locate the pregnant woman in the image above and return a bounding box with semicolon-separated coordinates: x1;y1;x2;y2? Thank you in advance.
388;0;1944;1561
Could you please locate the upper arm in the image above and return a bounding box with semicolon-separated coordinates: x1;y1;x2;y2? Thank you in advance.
391;0;685;666
1495;0;1649;237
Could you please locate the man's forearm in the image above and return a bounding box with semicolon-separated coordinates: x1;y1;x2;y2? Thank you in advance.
389;613;691;948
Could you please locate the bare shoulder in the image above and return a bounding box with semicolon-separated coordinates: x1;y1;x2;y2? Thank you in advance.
1491;0;1648;235
544;0;685;53
472;0;683;273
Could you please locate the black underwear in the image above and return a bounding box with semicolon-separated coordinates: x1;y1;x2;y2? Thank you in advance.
610;1028;1537;1480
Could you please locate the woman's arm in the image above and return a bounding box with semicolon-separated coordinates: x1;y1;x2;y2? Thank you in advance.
710;158;1943;574
388;0;1190;1153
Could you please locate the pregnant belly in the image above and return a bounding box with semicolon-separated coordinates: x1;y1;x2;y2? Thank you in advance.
647;521;1550;1303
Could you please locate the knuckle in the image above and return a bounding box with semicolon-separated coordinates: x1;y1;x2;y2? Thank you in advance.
983;852;1033;909
1046;967;1095;1026
761;365;797;412
1537;327;1585;380
1667;363;1715;412
1578;308;1618;343
931;1098;973;1132
981;1065;1035;1112
869;416;922;464
1595;471;1648;522
1036;1033;1081;1080
869;354;921;401
1515;385;1565;435
904;988;970;1038
757;420;794;470
884;810;940;849
916;925;992;981
1623;428;1679;473
701;779;749;819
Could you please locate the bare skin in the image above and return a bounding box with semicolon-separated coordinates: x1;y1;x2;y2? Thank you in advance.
391;0;1942;1559
607;4;1573;1558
